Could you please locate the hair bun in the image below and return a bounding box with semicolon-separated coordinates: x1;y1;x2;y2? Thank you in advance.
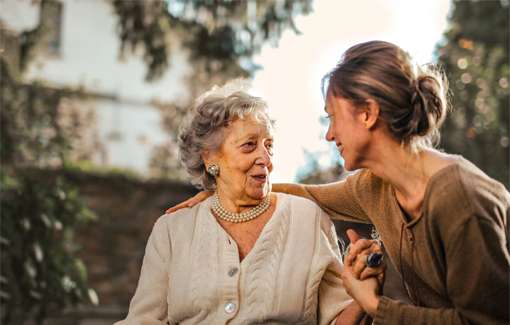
409;73;448;141
408;81;429;137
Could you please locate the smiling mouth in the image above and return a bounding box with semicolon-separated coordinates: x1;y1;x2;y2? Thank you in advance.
336;143;343;153
251;175;267;183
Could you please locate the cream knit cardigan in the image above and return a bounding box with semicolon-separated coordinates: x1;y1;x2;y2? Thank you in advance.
115;193;352;325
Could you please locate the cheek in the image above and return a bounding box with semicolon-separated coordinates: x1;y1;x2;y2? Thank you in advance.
333;116;345;134
226;156;255;176
267;159;274;174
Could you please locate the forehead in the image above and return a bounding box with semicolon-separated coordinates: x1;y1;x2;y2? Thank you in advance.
325;95;355;113
225;115;273;140
324;94;337;113
324;85;338;109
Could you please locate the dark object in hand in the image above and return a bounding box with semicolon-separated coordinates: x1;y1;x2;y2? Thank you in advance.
366;252;383;267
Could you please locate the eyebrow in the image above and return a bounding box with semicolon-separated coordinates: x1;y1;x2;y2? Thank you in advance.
234;133;272;144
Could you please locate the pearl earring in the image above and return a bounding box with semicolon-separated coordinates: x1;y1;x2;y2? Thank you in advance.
206;164;220;177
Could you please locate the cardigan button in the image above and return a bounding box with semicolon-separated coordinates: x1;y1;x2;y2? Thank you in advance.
228;267;238;277
224;302;236;314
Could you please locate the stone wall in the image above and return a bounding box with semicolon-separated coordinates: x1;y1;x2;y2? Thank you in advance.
46;170;197;324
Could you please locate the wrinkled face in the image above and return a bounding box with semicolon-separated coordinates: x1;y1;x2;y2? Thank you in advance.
209;115;274;201
325;95;370;171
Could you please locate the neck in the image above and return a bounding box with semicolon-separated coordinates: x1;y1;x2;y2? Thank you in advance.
362;139;438;216
216;187;264;213
372;147;427;196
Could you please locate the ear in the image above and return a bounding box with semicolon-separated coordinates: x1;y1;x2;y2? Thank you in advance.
201;150;213;166
359;99;380;129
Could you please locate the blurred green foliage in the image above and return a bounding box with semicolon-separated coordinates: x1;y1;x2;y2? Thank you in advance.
437;0;509;186
0;172;97;324
112;0;312;80
0;59;98;324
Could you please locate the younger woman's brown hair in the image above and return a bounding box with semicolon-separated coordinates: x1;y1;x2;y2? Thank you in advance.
323;40;450;150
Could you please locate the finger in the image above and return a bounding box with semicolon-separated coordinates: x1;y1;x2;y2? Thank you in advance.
359;265;385;280
185;198;199;207
165;191;213;214
341;267;354;286
185;196;200;207
345;239;374;265
188;191;213;207
346;229;361;244
351;253;369;278
348;244;382;267
168;195;201;212
367;263;386;277
377;273;385;286
199;191;214;199
341;267;359;295
165;201;189;214
348;238;374;257
352;249;386;279
367;243;383;255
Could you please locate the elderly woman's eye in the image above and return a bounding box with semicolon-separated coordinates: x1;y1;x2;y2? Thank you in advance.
243;141;256;148
266;142;274;154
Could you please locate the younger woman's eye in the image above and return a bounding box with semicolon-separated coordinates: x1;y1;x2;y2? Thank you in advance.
320;115;331;126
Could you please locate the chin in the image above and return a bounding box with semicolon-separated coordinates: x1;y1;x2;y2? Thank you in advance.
342;158;357;171
343;163;355;171
248;184;271;200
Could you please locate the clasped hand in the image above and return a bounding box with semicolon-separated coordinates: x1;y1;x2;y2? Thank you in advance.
341;229;384;317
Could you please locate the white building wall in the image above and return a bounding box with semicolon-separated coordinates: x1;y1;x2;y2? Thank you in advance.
93;98;169;173
1;0;192;175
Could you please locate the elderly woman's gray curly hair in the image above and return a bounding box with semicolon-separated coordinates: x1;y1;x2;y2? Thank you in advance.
178;81;274;191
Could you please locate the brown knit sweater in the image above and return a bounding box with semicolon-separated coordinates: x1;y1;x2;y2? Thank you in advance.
280;157;509;325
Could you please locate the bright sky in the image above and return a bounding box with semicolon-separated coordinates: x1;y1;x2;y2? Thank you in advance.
252;0;451;182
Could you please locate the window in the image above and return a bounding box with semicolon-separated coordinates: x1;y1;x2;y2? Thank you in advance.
40;0;63;55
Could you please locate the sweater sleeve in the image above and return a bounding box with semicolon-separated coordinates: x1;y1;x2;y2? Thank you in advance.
114;216;171;325
274;170;371;224
317;209;354;325
374;215;509;325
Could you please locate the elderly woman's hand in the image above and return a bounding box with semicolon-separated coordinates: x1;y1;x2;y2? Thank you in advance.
344;229;385;284
165;191;213;214
341;262;380;317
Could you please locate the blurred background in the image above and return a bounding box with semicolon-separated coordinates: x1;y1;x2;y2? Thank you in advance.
0;0;508;324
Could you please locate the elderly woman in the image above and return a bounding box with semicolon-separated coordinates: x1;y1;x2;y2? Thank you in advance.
115;83;382;325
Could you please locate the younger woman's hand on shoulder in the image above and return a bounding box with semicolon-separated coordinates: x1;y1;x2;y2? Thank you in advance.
165;191;213;214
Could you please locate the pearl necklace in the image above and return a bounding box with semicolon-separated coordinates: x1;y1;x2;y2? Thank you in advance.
211;193;270;223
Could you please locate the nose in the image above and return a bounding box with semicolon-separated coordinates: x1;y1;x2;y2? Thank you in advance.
255;146;272;166
325;123;334;142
